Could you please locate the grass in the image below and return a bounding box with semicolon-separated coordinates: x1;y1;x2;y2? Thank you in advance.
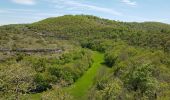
65;51;104;100
26;51;104;100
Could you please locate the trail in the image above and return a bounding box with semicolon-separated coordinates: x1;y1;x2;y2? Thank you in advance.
65;51;104;100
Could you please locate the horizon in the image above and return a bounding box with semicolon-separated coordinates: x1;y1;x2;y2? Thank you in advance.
0;0;170;25
0;14;170;26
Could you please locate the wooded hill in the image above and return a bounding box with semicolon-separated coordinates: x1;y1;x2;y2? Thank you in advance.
0;15;170;100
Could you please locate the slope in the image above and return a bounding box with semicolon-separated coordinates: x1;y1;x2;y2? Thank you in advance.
65;51;104;100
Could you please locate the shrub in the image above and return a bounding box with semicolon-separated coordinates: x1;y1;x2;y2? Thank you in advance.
125;63;158;99
48;67;74;86
0;64;36;99
33;73;52;93
41;86;72;100
34;59;46;73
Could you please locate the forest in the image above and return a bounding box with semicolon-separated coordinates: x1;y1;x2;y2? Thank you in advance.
0;15;170;100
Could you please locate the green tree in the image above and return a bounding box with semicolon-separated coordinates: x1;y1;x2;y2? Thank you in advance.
125;63;158;99
0;64;36;100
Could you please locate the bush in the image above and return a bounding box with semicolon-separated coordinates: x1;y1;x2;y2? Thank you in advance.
33;59;46;73
125;63;158;99
33;74;52;93
48;67;74;86
0;64;36;99
93;78;123;100
41;86;72;100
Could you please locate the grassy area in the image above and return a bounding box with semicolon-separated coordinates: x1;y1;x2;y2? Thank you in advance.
26;51;104;100
65;51;104;100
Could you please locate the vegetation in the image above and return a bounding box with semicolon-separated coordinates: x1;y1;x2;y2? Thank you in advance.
66;52;104;100
0;15;170;100
91;42;170;100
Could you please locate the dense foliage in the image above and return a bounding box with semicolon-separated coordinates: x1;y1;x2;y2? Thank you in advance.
0;15;170;99
90;42;170;99
0;48;93;99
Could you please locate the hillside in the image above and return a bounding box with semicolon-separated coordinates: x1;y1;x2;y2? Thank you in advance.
0;15;170;100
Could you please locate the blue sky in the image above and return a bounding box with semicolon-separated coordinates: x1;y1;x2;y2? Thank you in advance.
0;0;170;25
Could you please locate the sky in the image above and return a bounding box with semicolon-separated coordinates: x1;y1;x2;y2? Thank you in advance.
0;0;170;25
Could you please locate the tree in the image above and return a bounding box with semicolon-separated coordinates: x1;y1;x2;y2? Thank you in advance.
41;86;72;100
125;64;158;99
0;64;36;99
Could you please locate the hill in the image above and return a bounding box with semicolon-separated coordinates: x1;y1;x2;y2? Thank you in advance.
0;15;170;100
